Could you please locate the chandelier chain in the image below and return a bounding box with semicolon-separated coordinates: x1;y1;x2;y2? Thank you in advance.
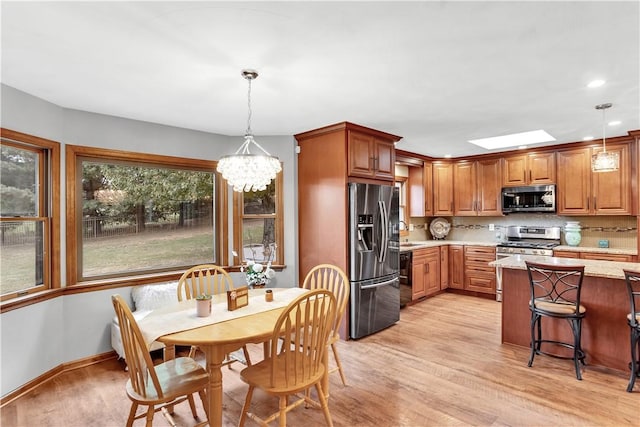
246;76;253;136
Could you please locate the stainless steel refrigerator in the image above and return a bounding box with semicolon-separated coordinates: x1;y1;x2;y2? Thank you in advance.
348;182;400;339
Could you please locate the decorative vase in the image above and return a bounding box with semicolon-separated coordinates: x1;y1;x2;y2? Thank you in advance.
564;221;582;247
196;295;212;317
250;282;266;289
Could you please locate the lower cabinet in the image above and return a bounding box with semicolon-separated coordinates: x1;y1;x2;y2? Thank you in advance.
554;249;635;262
409;244;497;302
463;246;496;295
412;247;441;300
449;245;465;289
440;246;449;289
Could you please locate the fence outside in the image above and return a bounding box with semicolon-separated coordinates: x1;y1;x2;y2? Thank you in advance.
0;213;213;246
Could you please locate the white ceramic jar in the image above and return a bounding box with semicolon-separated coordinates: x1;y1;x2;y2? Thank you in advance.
564;221;582;247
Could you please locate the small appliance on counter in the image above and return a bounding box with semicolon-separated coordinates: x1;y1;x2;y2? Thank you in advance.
429;217;450;240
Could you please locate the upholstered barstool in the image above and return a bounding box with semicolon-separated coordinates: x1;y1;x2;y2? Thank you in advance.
525;261;586;380
623;269;640;392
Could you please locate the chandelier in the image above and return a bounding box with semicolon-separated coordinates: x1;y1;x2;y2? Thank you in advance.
591;103;619;173
216;69;282;192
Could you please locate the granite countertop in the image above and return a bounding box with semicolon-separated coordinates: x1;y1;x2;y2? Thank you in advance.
489;254;640;280
399;241;637;256
399;240;497;252
553;245;637;256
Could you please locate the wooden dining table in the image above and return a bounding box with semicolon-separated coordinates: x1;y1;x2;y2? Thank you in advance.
140;287;326;427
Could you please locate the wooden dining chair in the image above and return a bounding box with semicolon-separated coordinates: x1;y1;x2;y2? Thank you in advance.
177;264;252;367
111;294;209;427
238;289;337;427
302;263;350;386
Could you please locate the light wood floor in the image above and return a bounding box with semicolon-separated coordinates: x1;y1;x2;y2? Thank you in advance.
2;293;638;426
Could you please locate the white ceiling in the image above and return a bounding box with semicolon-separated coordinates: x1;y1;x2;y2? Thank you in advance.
2;1;639;158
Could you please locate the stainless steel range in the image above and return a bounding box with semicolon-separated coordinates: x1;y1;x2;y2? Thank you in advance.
496;225;561;256
495;225;560;301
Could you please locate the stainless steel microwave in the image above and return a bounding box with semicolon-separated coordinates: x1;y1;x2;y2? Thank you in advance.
501;185;556;213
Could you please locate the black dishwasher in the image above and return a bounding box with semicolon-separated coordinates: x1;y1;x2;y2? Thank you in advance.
399;251;412;307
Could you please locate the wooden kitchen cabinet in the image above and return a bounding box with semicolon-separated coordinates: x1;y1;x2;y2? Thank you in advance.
348;130;396;181
553;250;580;259
554;249;634;262
453;158;501;216
295;122;402;338
463;245;496;295
448;245;465;289
432;161;454;216
557;143;631;215
580;252;635;262
408;162;434;217
440;245;449;289
502;152;556;186
412;247;441;299
423;161;433;217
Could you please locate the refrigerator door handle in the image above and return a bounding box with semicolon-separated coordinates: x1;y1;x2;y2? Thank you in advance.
360;277;398;290
377;200;388;263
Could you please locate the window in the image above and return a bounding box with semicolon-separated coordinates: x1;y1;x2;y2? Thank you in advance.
1;129;60;300
233;175;284;267
394;177;409;237
66;145;226;285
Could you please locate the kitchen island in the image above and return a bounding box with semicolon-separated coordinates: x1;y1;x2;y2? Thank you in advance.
490;255;640;372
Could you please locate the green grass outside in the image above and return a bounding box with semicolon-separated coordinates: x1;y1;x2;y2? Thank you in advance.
0;227;215;295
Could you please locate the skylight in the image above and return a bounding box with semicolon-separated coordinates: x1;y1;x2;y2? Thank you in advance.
468;130;556;150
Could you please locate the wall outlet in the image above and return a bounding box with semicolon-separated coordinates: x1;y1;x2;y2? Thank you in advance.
409;224;414;231
489;224;495;231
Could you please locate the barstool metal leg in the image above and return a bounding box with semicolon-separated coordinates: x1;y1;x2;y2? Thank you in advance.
628;328;640;392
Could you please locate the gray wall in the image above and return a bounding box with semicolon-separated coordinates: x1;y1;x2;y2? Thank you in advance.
0;84;299;397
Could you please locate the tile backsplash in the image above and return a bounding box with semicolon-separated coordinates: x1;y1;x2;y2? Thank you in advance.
407;214;637;250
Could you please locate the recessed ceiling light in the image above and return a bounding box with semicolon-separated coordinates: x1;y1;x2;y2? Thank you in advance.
444;154;452;158
608;120;621;126
518;145;528;150
468;130;556;150
587;79;605;88
583;136;595;141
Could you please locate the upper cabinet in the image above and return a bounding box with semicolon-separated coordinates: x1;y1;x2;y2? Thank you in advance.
295;121;402;286
432;161;454;216
407;161;433;217
502;152;556;187
348;130;397;181
453;158;502;216
557;142;631;215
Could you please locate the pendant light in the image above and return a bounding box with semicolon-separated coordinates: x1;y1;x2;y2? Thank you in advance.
591;103;619;173
216;69;282;192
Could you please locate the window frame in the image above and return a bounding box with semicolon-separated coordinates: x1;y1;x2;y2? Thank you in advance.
232;172;284;268
65;144;227;286
395;176;410;237
0;128;61;302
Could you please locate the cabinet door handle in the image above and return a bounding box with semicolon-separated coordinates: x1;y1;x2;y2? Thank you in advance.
529;170;532;182
425;264;429;273
587;197;589;210
594;197;596;210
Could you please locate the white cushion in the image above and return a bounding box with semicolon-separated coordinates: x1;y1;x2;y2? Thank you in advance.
131;281;179;311
112;282;179;361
